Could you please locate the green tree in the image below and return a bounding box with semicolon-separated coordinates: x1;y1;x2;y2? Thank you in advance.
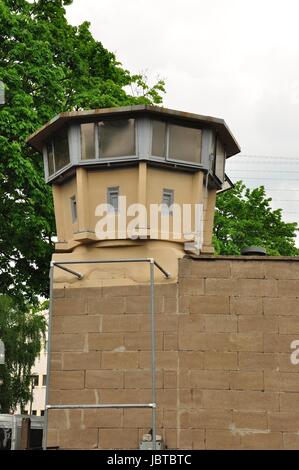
213;181;299;256
0;295;47;413
0;0;165;304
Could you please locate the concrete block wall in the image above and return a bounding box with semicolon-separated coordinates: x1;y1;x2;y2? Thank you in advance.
47;256;299;449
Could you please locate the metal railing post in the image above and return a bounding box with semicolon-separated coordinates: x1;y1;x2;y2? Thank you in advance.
149;259;157;450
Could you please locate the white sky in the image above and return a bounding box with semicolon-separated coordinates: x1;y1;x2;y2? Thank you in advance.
66;0;299;158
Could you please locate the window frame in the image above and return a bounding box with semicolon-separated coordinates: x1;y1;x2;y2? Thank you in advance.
70;195;77;223
151;120;203;167
107;186;120;213
162;188;174;215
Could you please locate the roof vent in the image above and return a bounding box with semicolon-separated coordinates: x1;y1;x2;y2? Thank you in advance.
241;246;267;256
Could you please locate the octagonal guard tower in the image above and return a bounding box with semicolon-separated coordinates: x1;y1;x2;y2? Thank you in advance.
27;105;240;450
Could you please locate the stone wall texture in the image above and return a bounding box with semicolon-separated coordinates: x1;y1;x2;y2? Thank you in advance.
47;256;299;449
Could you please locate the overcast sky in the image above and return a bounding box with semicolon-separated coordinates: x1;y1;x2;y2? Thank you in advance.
66;0;299;158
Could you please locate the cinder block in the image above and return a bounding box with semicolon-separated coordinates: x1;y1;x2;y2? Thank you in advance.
264;297;299;316
101;352;139;369
233;279;278;297
62;352;101;370
50;371;84;390
231;261;265;279
230;296;263;315
84;409;123;428
204;352;238;370
57;315;101;334
235;390;279;412
280;392;299;411
190;260;230;278
232;411;268;430
51;334;86;352
88;297;125;315
239;352;278;370
264;371;299;392
59;428;98;449
178;315;205;332
85;370;124;389
264;333;296;353
124;369;163;389
102;315;140;333
125;296;163;314
124;332;163;350
53;298;87;315
164;297;177;314
241;432;283;450
264;262;299;280
49;389;97;405
269;412;299;431
204;314;237;333
190;410;232;429
99;429;138;450
279;316;299;334
189;370;230;389
178;429;205;449
164;332;178;351
88;332;124;351
179;278;204;296
205;279;236;296
164;370;177;389
283;432;299;449
278;280;299;297
230;371;264;391
238;315;278;333
139;351;178;369
179;351;204;369
206;429;241;449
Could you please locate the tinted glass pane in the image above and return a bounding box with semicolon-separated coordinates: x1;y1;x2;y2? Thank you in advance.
53;128;70;171
81;123;95;160
47;143;54;175
168;124;201;163
152;120;166;157
215;139;225;181
98;119;135;158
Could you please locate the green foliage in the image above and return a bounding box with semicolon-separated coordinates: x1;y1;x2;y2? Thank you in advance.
0;295;46;413
0;0;165;303
213;181;299;256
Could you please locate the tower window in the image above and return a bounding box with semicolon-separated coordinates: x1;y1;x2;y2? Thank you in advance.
162;188;174;214
107;187;119;212
98;119;135;158
70;195;77;223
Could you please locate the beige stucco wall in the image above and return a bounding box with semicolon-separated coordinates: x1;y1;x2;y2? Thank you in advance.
47;256;299;449
52;164;215;248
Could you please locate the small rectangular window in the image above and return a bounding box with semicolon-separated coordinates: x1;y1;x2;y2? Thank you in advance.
107;187;119;212
81;123;96;160
32;410;37;416
98;119;135;158
41;410;45;416
162;189;174;214
215;138;225;182
42;375;47;387
70;195;77;223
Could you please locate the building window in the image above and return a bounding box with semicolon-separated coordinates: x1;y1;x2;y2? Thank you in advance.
152;120;166;158
81;123;96;160
53;128;70;171
23;410;28;415
214;138;225;182
107;187;119;212
46;127;70;175
151;120;202;164
162;188;174;214
41;410;45;416
42;375;47;387
31;375;39;387
32;410;37;416
168;124;201;163
70;195;77;223
98;119;135;158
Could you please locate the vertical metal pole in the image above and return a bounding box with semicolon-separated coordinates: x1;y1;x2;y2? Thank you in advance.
149;260;157;450
42;265;54;450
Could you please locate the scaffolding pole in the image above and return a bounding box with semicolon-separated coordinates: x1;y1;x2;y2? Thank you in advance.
43;258;170;451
